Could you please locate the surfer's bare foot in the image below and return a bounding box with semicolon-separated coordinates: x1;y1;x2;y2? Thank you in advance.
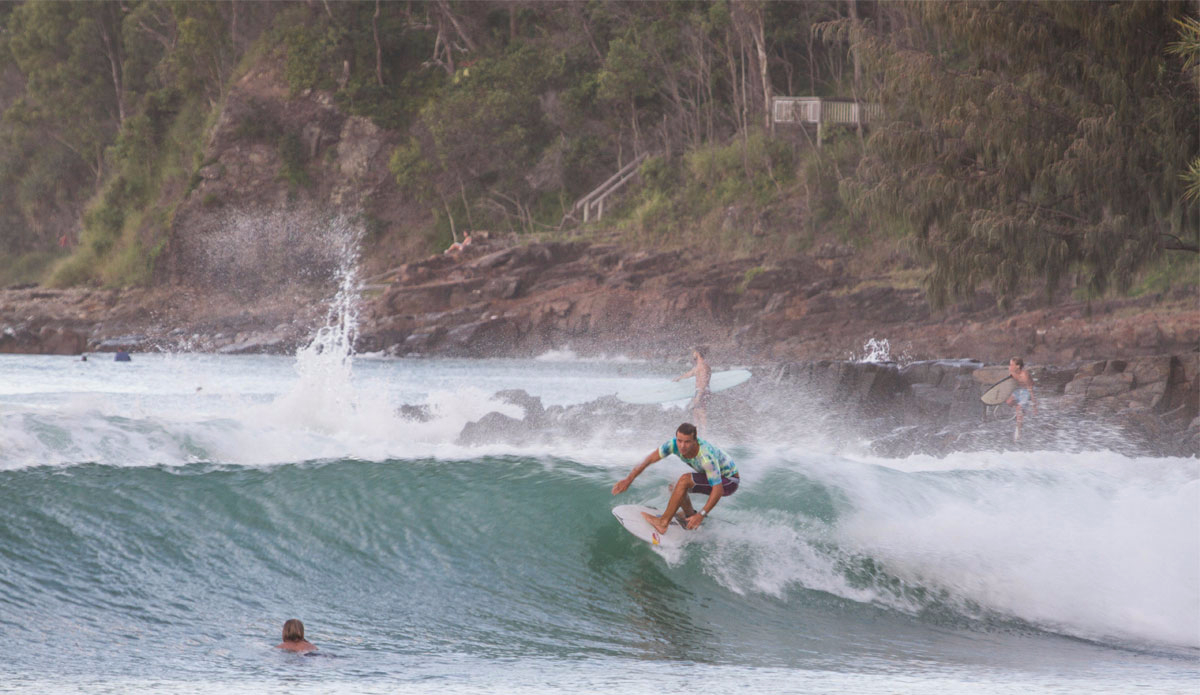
641;511;670;534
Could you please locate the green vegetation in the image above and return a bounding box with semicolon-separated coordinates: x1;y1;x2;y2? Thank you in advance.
0;0;1193;310
835;2;1199;308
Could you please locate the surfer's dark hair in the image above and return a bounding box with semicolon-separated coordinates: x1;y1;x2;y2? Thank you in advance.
282;619;305;642
1010;356;1024;368
677;422;698;437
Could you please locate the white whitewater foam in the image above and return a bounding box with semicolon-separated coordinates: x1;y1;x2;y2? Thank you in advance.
704;447;1200;650
534;346;643;363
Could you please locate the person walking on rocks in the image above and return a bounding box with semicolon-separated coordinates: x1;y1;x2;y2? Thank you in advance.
1006;356;1037;440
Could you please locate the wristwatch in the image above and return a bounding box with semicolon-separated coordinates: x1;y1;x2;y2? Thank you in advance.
698;509;707;517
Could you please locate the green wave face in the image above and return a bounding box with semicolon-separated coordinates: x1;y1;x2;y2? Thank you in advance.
3;453;1196;683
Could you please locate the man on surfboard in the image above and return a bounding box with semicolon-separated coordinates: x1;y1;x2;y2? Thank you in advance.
1006;356;1037;440
611;422;740;533
673;347;712;428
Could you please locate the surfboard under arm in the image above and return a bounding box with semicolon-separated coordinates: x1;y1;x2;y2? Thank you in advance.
616;369;752;405
980;376;1016;405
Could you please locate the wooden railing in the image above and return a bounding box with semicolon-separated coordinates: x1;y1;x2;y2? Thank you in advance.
572;151;649;223
772;97;882;126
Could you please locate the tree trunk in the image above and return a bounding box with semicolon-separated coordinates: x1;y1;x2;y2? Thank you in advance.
230;1;239;51
374;0;384;86
437;0;477;53
724;30;744;134
97;10;125;126
751;4;772;131
807;25;817;94
847;0;865;144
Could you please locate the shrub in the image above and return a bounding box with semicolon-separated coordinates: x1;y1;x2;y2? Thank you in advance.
276;132;310;188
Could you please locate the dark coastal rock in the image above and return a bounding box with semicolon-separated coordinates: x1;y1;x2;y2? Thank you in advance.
94;335;150;352
0;229;1195;457
494;389;546;425
215;330;296;354
901;359;984;387
455;392;683;448
456;411;528;445
0;323;39;354
443;317;520;356
397;403;433;422
37;325;87;355
771;354;1200;457
0;320;88;355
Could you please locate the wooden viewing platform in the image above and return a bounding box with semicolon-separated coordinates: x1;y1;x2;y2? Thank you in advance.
771;96;882;146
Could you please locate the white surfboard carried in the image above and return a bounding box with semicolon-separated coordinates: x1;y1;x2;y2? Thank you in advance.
616;368;752;405
612;504;693;548
980;376;1016;405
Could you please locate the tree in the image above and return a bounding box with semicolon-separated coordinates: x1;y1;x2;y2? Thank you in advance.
1167;13;1200;203
6;2;128;183
832;0;1199;308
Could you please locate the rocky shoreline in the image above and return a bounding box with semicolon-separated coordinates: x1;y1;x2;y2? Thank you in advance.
447;355;1198;459
2;236;1197;456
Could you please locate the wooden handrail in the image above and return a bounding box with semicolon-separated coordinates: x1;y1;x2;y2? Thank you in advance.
571;152;648;220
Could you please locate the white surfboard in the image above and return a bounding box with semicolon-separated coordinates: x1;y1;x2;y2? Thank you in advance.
612;504;693;548
616;369;752;405
980;376;1017;405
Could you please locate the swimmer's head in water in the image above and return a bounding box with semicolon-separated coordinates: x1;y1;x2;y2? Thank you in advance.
282;619;305;642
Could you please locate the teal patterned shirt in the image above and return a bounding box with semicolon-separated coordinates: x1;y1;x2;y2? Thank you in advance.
658;438;739;486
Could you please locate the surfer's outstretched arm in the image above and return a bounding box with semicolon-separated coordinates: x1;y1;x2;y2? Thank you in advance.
672;365;698;382
612;450;663;494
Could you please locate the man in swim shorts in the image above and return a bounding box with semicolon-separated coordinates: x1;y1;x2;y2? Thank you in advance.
611;422;740;534
673;346;712;428
1006;356;1037;440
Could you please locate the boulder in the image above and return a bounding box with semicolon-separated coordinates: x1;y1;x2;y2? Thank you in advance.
443;317;520;356
1087;372;1135;398
494;389;546;425
456;411;530;446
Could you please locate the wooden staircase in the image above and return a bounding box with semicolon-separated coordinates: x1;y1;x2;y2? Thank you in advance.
569;152;649;225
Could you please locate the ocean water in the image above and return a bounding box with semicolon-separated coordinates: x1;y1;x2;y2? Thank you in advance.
2;344;1197;695
2;237;1198;695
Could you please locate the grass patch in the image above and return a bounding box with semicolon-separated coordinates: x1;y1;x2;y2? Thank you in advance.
832;267;928;296
47;86;217;288
0;251;62;287
1128;252;1200;297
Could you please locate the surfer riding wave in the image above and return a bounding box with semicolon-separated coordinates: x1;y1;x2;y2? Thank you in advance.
612;422;740;534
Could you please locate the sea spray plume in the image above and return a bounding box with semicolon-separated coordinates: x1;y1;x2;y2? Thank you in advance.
297;215;364;366
188;207;351;296
849;337;913;366
271;214;380;434
266;216;526;450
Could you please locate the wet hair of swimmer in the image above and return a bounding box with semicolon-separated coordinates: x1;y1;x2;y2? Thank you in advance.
282;619;306;642
1010;356;1024;368
676;422;698;438
693;345;707;359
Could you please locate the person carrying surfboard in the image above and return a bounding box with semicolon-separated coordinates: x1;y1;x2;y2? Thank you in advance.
611;422;740;534
674;347;712;428
1006;356;1037;440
